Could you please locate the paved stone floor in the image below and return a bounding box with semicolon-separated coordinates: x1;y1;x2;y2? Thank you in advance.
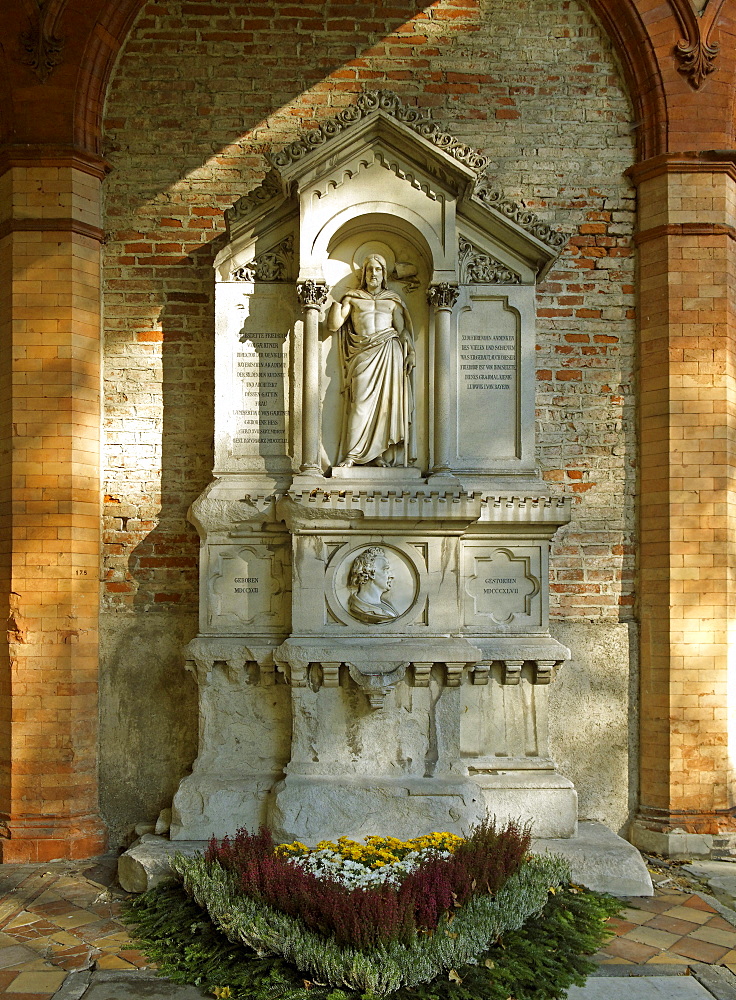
599;892;736;969
0;853;732;997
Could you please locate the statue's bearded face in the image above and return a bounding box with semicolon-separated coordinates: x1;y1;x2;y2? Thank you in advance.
362;255;387;291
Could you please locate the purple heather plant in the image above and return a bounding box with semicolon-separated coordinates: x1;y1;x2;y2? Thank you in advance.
204;819;530;949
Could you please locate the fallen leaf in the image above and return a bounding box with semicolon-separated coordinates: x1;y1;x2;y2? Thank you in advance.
448;969;462;984
484;958;495;969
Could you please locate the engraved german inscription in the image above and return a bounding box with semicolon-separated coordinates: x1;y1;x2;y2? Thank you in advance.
233;339;287;447
460;333;516;391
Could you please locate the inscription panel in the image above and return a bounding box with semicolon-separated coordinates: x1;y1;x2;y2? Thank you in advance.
214;281;296;474
233;339;288;449
462;543;542;630
206;543;290;633
456;295;520;467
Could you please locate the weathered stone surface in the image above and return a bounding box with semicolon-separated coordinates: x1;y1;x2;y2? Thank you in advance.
684;861;736;902
155;808;172;835
550;621;637;836
267;776;486;845
99;613;199;848
171;775;281;841
533;821;652;896
53;970;211;999
475;771;578;839
117;835;203;893
630;827;717;860
566;977;713;998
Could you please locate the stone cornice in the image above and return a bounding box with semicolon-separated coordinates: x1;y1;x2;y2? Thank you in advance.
267;90;490;175
0;217;105;242
634;221;736;245
627;150;736;185
0;145;111;179
226;91;567;258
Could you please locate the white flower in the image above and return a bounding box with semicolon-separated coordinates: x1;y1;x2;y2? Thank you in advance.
285;846;452;889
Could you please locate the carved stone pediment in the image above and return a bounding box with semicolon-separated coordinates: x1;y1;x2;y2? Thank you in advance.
223;91;567;283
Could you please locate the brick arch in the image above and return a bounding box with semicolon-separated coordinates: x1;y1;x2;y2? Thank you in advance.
74;0;667;161
585;0;667;159
73;0;145;154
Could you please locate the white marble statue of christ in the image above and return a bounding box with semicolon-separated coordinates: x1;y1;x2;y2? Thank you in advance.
327;254;416;468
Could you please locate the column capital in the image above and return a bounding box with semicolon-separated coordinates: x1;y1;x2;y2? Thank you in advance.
297;280;328;308
626;149;736;186
0;144;111;180
427;282;459;310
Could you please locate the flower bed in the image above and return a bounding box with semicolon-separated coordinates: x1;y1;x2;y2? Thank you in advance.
171;822;571;995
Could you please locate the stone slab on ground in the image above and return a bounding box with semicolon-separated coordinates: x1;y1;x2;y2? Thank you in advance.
686;862;736;902
566;977;714;998
690;963;736;1000
117;835;204;893
53;970;210;999
533;820;653;897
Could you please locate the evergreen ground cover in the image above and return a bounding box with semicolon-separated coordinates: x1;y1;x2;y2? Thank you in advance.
124;872;620;1000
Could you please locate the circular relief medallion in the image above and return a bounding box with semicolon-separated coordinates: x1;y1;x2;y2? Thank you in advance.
332;544;419;625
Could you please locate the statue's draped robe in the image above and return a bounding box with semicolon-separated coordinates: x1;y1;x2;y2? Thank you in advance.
338;288;415;465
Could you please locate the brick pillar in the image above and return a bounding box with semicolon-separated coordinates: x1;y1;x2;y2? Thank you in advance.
0;152;107;861
629;153;736;856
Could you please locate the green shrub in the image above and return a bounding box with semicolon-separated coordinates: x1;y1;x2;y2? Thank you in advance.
171;850;570;994
203;820;531;949
124;873;621;1000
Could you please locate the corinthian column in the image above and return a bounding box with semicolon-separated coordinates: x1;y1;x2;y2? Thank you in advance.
427;282;459;474
296;280;328;476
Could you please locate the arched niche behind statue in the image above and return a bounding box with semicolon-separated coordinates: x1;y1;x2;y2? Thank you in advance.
320;214;432;474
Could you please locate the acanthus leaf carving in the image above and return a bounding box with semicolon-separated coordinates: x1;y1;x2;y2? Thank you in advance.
20;0;65;84
458;235;521;284
231;235;293;282
297;280;328;309
672;0;726;89
675;36;719;88
427;282;459;310
225;169;282;228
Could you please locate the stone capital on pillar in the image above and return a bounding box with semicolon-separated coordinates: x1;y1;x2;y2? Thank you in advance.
428;282;459;474
427;282;459;310
297;279;329;309
297;280;327;477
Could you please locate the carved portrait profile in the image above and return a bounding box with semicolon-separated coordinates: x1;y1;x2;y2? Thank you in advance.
327;254;416;468
346;546;397;624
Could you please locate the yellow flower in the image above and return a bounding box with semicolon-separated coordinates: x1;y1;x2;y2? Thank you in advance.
212;987;232;998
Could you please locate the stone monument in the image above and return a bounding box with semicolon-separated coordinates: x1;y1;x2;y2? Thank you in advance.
170;91;575;845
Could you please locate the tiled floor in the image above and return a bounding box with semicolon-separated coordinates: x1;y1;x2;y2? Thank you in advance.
0;857;149;998
595;891;736;970
0;856;733;997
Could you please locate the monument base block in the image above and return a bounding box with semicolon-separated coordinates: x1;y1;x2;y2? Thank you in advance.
472;771;578;839
266;775;486;844
629;821;736;860
170;773;281;841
